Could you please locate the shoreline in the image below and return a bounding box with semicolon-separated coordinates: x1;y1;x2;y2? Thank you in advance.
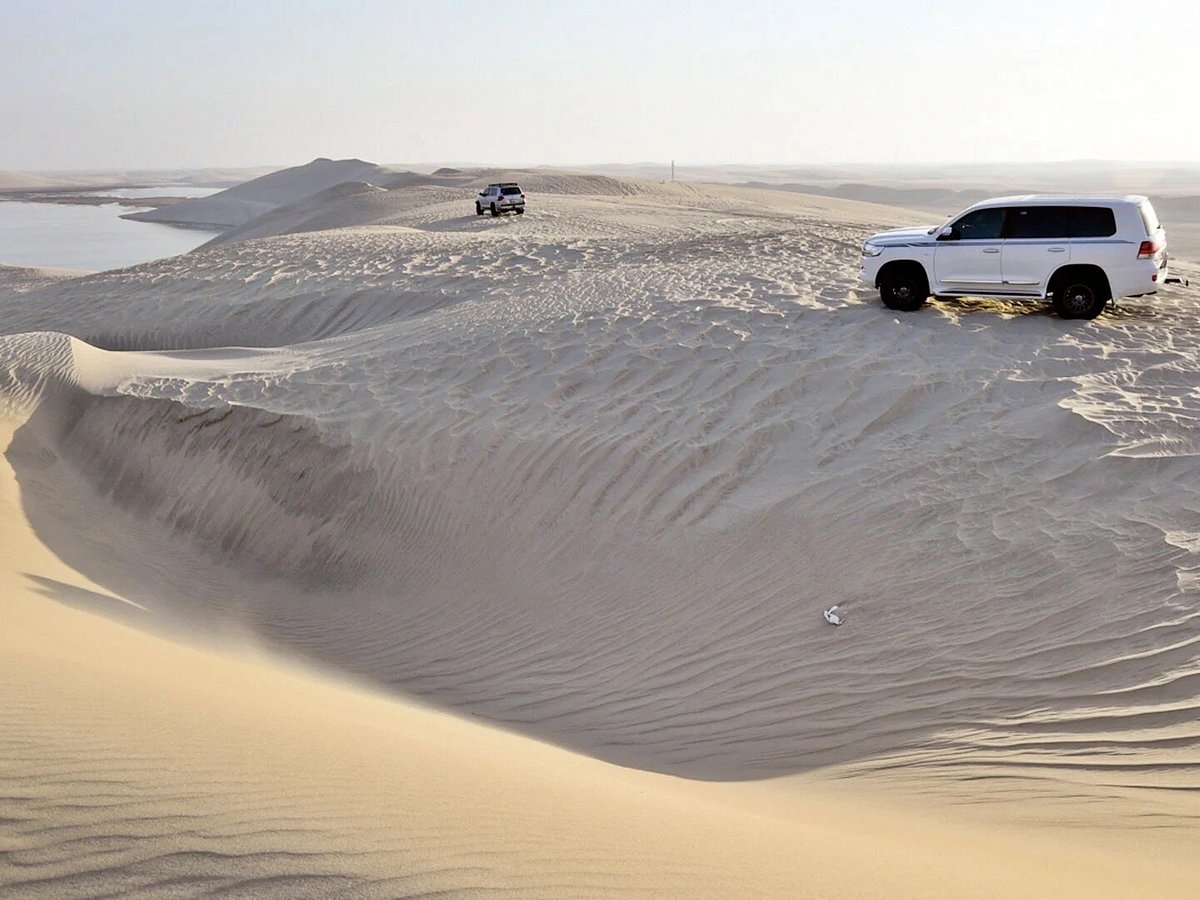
0;186;213;211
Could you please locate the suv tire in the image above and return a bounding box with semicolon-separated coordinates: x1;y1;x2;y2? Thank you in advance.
515;207;524;215
879;268;928;312
490;203;500;217
1052;276;1107;320
475;202;483;216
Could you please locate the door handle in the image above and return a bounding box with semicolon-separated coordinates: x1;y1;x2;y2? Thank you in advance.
1048;247;1066;253
982;248;1000;254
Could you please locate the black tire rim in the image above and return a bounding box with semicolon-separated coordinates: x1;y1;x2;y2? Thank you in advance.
889;281;914;302
1062;282;1095;316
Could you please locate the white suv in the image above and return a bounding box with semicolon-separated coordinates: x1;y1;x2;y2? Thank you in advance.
860;195;1169;319
476;183;526;217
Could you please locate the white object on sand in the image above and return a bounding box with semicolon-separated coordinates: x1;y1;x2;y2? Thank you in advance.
823;606;843;626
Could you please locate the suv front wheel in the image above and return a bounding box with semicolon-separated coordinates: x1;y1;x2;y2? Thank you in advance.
1052;277;1107;319
879;268;928;312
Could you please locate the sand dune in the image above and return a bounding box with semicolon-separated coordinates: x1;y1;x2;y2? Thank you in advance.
121;157;398;228
204;172;914;249
3;176;1200;896
9;463;1194;898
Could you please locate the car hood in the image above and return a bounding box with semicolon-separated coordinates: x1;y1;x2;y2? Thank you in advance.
866;226;939;246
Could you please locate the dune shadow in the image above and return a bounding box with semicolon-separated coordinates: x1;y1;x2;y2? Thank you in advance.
21;573;148;628
926;296;1159;321
7;394;923;782
930;296;1055;317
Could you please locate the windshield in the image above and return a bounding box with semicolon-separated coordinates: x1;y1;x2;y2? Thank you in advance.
929;213;954;235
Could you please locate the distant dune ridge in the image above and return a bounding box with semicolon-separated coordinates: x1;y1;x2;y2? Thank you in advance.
0;170;74;190
121;155;707;233
0;165;275;194
120;157;395;228
2;165;1200;897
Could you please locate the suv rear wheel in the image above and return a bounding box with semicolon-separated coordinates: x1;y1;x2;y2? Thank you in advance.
1052;276;1107;319
879;267;928;312
490;203;500;217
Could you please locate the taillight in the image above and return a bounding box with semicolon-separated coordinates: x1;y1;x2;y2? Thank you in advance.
1138;239;1161;259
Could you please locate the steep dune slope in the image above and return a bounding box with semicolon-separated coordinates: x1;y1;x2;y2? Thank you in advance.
9;443;1193;899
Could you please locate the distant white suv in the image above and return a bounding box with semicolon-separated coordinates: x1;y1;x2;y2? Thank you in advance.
476;183;526;217
860;195;1169;318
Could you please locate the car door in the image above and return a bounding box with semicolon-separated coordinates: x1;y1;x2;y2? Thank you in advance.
1001;206;1070;293
933;206;1006;291
1067;205;1121;282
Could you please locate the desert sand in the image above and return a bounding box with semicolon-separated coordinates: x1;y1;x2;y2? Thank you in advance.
3;170;1200;897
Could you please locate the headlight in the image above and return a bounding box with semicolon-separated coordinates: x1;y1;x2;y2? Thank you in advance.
862;242;883;257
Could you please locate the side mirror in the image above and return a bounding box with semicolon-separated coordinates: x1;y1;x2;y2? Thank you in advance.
936;224;957;241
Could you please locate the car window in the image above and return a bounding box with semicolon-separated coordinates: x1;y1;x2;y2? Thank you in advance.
1005;206;1069;240
501;186;522;195
1068;207;1117;238
1139;200;1160;235
949;207;1005;240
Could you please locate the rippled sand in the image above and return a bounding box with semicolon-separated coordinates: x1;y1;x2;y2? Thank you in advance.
3;175;1199;897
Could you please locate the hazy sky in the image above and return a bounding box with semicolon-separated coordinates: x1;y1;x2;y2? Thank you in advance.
3;0;1198;171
